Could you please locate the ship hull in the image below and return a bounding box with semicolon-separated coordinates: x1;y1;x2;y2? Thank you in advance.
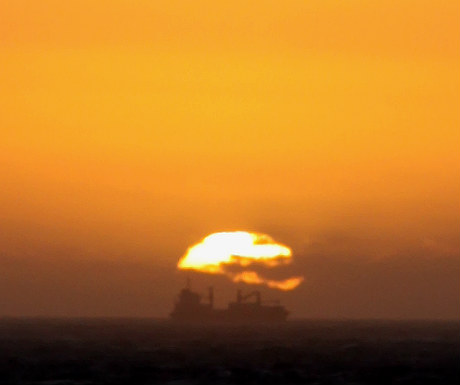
171;287;289;323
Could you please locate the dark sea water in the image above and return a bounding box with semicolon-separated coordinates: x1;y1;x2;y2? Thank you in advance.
0;318;458;384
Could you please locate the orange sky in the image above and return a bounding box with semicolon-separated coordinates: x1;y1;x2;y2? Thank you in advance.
0;0;459;318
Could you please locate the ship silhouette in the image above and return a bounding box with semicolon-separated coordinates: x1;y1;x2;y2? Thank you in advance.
170;280;289;322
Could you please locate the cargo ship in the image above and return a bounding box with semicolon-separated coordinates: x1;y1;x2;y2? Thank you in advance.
170;281;289;322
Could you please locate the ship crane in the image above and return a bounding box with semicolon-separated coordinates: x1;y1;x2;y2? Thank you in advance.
170;281;289;322
236;289;261;305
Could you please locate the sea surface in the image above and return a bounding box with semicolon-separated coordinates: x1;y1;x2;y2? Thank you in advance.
0;318;458;384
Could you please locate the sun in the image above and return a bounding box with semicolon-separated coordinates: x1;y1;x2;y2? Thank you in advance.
178;231;303;290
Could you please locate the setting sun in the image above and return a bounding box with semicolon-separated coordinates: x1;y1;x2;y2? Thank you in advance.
178;231;303;290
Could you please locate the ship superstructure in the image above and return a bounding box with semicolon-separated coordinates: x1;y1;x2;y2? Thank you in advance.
170;282;288;322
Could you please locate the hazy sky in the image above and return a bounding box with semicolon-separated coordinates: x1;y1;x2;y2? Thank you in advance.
1;0;459;318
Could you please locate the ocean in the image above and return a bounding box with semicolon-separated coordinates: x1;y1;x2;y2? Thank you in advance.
0;318;458;384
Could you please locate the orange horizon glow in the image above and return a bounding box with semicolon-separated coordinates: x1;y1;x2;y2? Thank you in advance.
0;0;459;318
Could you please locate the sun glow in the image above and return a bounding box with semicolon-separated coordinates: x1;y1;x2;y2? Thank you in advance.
178;231;303;290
